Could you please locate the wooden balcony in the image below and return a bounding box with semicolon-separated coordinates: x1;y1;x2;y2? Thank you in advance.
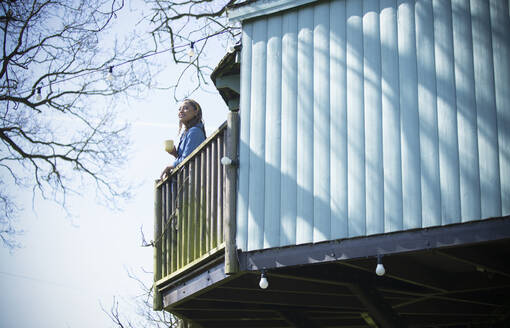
153;113;239;311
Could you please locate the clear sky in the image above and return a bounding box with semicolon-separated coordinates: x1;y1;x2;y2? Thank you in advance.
0;1;230;327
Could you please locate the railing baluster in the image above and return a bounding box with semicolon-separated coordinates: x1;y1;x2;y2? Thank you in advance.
166;182;171;274
153;180;162;310
189;160;196;264
220;131;225;243
176;172;181;269
171;179;177;272
211;141;218;249
194;155;201;259
206;146;212;251
161;183;167;277
200;151;207;256
182;166;189;266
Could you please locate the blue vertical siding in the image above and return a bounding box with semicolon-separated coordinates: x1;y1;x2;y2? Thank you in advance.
416;0;441;228
264;15;282;248
247;19;267;251
280;11;298;246
296;7;315;245
313;2;331;242
491;0;510;215
434;0;461;225
329;0;348;239
235;0;510;251
452;0;481;222
472;0;502;219
398;0;422;230
380;0;404;232
236;24;252;252
346;0;366;237
363;0;384;235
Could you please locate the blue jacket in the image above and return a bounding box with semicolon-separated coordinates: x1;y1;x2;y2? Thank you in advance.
173;123;206;167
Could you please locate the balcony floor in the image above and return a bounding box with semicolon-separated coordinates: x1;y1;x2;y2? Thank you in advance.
160;216;510;328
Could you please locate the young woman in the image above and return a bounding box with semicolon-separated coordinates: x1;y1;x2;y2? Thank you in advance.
161;99;206;179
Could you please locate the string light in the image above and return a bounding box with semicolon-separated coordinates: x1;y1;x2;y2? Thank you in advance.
259;271;268;289
36;87;42;101
11;28;235;97
375;255;386;276
187;42;195;58
106;66;114;81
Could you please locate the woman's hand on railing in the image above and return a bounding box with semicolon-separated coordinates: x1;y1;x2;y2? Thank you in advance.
160;165;175;180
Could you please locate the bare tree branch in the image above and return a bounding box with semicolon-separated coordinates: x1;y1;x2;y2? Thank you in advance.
0;0;155;248
105;268;181;328
145;0;241;99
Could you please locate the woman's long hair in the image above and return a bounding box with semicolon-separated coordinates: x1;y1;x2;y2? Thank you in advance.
178;99;206;137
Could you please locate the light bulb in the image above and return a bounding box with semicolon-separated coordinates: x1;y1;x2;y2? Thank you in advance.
375;255;385;276
259;272;268;289
187;42;195;58
376;263;385;276
221;156;232;166
36;87;42;101
106;66;114;81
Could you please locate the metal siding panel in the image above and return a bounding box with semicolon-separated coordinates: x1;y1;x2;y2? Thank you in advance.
471;0;502;218
280;11;299;246
452;0;482;222
380;0;403;232
347;0;366;237
247;19;268;251
296;6;315;244
264;15;283;248
237;24;253;251
330;0;349;239
490;0;510;216
434;0;461;225
363;0;384;235
313;1;331;242
416;0;441;228
398;0;422;229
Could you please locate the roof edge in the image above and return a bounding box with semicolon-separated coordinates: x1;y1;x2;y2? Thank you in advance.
227;0;318;22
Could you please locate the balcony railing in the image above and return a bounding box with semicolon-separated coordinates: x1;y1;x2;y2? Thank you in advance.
153;113;239;310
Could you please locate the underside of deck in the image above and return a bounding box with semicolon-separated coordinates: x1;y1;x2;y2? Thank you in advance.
159;216;510;328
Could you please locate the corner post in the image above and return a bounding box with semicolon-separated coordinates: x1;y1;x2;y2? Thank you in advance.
153;180;163;310
225;111;240;274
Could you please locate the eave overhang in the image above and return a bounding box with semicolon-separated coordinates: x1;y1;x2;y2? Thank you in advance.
227;0;319;23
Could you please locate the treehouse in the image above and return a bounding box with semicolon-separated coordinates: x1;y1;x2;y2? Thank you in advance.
153;0;510;327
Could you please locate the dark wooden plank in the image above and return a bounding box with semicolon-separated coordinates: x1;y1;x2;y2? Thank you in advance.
239;216;510;271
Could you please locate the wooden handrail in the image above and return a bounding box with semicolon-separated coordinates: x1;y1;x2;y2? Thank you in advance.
157;121;227;188
154;121;229;288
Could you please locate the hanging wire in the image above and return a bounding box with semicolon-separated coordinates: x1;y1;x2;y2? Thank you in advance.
11;28;234;96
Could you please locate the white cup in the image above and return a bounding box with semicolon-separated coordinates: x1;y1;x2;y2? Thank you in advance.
164;139;174;153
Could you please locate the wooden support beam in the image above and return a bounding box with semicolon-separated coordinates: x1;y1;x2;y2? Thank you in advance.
436;249;510;279
225;111;240;274
278;310;318;328
347;283;407;328
239;217;510;271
